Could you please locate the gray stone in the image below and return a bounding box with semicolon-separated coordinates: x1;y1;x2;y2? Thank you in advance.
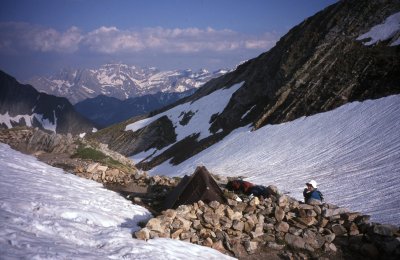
249;196;260;206
203;211;220;226
219;216;233;229
171;229;183;239
285;233;306;250
331;224;347;236
313;205;322;215
324;242;337;252
322;207;350;218
267;242;285;250
244;241;258;253
232;220;244;231
278;195;288;208
306;209;317;217
275;221;290;233
275;207;285;222
298;204;314;210
135;228;150;240
372;224;397;236
325;233;336;243
266;185;279;196
146;218;164;233
209;200;220;210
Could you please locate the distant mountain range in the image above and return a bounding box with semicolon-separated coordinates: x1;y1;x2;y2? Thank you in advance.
74;90;196;128
27;64;228;104
0;70;95;134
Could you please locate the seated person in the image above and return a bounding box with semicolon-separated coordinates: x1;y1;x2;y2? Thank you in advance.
303;179;323;205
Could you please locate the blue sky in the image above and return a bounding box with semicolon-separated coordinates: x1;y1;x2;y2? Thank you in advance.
0;0;336;80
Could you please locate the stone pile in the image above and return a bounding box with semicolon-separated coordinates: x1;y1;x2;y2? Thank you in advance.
76;163;177;191
135;185;400;259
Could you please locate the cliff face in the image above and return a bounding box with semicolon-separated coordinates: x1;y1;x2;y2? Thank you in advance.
211;0;400;132
0;70;95;135
90;0;400;169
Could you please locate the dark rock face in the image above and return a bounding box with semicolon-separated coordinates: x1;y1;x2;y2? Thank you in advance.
74;90;195;128
93;115;177;158
0;70;95;134
91;0;400;168
215;0;400;131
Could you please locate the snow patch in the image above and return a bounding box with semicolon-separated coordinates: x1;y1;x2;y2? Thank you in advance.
357;11;400;46
151;95;400;225
0;112;57;132
126;82;243;143
0;144;234;259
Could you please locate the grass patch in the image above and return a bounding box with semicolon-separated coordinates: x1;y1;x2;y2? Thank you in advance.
72;147;107;161
72;146;133;172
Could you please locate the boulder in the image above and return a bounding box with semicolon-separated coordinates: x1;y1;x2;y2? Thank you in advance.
275;221;290;233
267;242;285;250
232;220;244;231
372;224;397;236
285;233;306;250
278;195;288;208
249;197;260;206
298;204;314;210
322;207;350;218
146;218;164;233
244;241;258;254
331;224;347;236
266;185;279;196
86;163;99;173
275;207;285;222
135;228;150;240
212;240;226;252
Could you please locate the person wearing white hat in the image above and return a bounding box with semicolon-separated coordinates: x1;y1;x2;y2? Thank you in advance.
303;179;323;205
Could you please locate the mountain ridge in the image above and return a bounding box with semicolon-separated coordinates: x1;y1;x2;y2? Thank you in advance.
0;70;95;134
27;64;228;104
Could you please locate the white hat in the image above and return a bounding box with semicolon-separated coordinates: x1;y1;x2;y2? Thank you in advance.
306;180;318;188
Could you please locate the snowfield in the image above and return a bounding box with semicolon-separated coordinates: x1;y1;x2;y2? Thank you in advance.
0;144;234;260
128;82;243;163
150;95;400;226
357;11;400;46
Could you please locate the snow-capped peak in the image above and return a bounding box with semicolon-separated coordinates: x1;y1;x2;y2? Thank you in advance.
27;64;229;104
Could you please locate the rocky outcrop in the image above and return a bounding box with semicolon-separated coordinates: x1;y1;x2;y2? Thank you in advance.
90;0;400;171
135;186;400;259
0;127;140;187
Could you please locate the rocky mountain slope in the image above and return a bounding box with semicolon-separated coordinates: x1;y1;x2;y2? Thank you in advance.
74;89;195;127
27;63;227;104
89;0;400;169
0;70;95;134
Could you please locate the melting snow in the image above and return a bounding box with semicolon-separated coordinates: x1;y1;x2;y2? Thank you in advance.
0;112;57;132
126;82;243;142
357;11;400;46
0;144;234;260
151;95;400;225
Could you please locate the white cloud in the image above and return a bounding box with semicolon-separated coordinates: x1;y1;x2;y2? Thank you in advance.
0;22;83;53
0;23;278;55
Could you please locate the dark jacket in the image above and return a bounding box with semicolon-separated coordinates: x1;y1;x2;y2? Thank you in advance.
303;188;323;203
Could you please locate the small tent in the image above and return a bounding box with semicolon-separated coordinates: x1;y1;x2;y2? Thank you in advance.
162;166;226;209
